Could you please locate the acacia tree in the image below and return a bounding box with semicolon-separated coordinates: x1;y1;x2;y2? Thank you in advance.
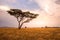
7;9;38;29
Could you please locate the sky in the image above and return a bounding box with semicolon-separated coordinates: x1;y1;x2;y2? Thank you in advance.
0;0;60;28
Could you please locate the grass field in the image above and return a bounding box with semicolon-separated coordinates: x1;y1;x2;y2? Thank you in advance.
0;28;60;40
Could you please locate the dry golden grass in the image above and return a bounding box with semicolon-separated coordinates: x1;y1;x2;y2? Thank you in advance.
0;28;60;40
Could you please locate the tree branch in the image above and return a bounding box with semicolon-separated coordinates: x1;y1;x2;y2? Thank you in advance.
23;18;32;23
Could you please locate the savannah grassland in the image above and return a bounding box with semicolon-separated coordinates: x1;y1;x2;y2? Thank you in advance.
0;28;60;40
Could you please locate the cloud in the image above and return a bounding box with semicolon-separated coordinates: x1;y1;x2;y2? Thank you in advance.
28;0;60;27
34;0;60;16
0;5;10;11
55;0;60;5
0;0;17;9
0;0;60;27
0;0;16;5
7;0;16;3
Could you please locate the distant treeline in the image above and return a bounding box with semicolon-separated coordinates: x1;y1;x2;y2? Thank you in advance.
41;26;60;28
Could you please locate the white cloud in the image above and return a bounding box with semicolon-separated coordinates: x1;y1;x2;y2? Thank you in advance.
34;0;60;14
26;0;60;27
0;5;10;11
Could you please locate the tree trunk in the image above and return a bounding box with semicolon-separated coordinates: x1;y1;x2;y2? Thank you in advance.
20;22;24;29
17;17;22;29
18;21;24;29
17;17;24;29
18;21;21;29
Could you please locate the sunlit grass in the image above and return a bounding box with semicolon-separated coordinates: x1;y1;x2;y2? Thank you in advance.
0;28;60;40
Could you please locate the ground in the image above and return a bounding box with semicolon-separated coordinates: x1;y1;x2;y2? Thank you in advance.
0;28;60;40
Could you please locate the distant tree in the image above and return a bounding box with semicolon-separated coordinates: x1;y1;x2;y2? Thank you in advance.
7;9;39;29
25;26;27;28
45;26;48;28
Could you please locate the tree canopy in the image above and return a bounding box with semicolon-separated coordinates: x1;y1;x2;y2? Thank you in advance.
7;9;39;29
